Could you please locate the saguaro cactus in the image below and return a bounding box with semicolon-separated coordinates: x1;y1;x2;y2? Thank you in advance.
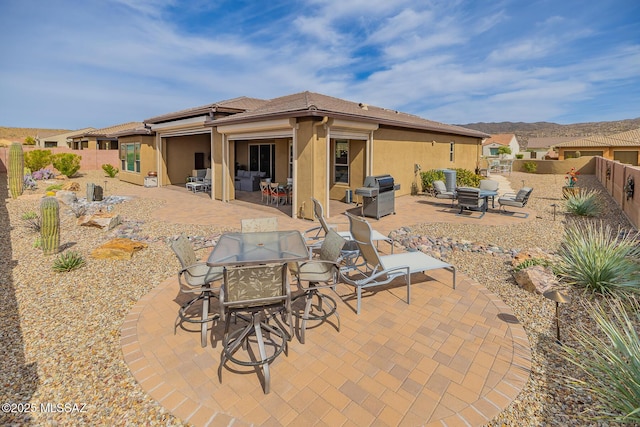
40;196;60;255
9;142;24;199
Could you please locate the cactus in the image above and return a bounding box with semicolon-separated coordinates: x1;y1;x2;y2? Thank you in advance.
40;196;60;255
9;143;24;199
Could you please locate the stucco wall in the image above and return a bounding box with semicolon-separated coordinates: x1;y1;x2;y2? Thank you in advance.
0;146;119;173
512;157;596;174
596;157;639;230
118;135;155;186
164;134;210;185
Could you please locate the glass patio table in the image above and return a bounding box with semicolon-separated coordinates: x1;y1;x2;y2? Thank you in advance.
478;189;499;208
207;230;309;267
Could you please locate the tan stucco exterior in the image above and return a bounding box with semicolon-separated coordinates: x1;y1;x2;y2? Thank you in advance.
558;147;639;166
118;135;156;186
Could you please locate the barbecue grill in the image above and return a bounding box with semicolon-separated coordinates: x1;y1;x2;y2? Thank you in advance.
355;174;400;219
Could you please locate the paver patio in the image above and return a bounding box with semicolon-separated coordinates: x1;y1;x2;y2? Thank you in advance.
119;182;533;426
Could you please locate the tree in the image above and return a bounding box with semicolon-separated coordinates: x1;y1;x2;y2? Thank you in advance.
497;146;512;157
24;136;36;145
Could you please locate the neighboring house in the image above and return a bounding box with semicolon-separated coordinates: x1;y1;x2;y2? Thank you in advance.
69;122;142;150
116;91;488;220
482;134;519;158
36;128;95;148
525;137;573;160
554;128;640;165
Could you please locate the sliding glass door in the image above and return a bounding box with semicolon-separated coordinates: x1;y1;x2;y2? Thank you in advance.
249;143;275;178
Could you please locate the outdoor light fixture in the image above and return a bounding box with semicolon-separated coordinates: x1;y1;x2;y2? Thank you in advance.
543;290;570;344
550;203;557;221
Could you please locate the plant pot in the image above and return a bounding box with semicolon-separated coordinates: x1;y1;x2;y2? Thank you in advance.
562;186;579;199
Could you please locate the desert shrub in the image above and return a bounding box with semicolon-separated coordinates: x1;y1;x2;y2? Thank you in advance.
556;221;640;295
523;162;537;173
102;163;119;178
23;174;37;190
565;189;603;217
513;258;551;272
497;146;512;156
561;296;640;423
46;184;63;191
52;251;85;272
69;203;88;218
21;211;40;232
515;153;524;159
24;149;52;171
420;169;445;192
51;153;81;178
32;168;56;180
454;168;481;187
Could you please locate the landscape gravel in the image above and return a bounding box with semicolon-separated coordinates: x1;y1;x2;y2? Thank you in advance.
0;170;637;426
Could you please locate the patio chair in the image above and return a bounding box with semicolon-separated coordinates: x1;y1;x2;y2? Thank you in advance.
432;180;456;207
304;197;393;255
186;168;211;193
241;217;278;233
259;180;271;204
270;183;288;205
170;234;223;347
218;263;292;394
290;229;345;343
498;187;533;218
341;213;456;314
456;187;487;219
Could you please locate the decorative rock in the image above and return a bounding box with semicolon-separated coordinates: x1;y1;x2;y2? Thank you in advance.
512;248;556;267
78;213;121;230
56;190;78;205
62;181;80;191
514;265;558;295
90;238;147;260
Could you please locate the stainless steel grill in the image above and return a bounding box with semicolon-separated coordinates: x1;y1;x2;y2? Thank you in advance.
355;174;400;219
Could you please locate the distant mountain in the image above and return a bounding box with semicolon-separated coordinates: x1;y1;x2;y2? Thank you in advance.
458;117;640;146
0;126;71;142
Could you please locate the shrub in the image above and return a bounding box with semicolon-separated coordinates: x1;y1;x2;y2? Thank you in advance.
51;153;81;178
46;184;63;191
523;162;537;173
565;189;603;217
513;257;551;272
515;153;524;159
497;146;512;156
32;168;56;180
561;297;640;423
69;203;88;218
21;211;40;232
24;136;36;145
420;169;445;192
52;251;85;272
453;168;481;187
556;221;640;295
24;149;52;171
102;163;119;178
23;174;37;190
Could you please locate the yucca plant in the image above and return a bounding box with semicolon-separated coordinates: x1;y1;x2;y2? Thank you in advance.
556;221;640;295
561;296;640;423
565;189;604;217
52;251;85;272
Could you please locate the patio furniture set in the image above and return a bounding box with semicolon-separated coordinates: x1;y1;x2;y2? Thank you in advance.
432;179;533;219
169;199;456;394
185;168;212;193
260;179;293;206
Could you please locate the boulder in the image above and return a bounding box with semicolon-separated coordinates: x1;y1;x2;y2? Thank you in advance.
56;190;77;205
61;181;80;191
78;213;121;230
91;238;147;260
514;265;558;295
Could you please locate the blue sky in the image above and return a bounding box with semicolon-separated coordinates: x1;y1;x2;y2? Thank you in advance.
0;0;638;129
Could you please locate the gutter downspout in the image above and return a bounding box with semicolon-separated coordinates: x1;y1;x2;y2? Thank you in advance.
313;117;329;218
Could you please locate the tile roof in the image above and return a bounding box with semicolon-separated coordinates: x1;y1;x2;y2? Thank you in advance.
525;137;575;149
145;97;268;123
482;133;515;146
553;128;640;148
81;122;144;137
211;91;489;138
40;128;96;140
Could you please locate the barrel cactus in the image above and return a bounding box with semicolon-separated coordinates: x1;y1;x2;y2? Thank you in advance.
9;142;24;199
40;196;60;255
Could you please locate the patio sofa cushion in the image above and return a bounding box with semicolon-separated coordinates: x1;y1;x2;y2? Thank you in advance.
236;170;266;191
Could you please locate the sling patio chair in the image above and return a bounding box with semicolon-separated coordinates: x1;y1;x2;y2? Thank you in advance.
170;234;223;347
290;229;345;344
498;187;533;218
240;217;278;233
218;263;292;394
186;168;211;193
340;213;456;314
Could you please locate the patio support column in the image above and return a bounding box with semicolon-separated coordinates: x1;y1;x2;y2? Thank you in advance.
155;133;162;186
291;121;298;218
325;125;331;218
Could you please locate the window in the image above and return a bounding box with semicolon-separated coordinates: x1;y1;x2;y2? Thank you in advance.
489;147;499;156
288;141;293;179
120;142;141;173
334;139;349;184
449;142;455;162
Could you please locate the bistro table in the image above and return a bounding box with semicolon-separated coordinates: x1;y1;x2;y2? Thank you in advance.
478;189;499;208
207;230;310;267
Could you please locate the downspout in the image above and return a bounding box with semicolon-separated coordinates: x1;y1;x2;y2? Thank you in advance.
313;117;329;218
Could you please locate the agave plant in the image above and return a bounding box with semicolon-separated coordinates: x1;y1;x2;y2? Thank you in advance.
565;189;603;217
52;251;85;272
561;296;640;423
556;221;640;295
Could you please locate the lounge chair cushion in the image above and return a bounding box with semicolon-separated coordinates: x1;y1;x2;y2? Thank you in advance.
381;251;452;275
515;188;530;202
